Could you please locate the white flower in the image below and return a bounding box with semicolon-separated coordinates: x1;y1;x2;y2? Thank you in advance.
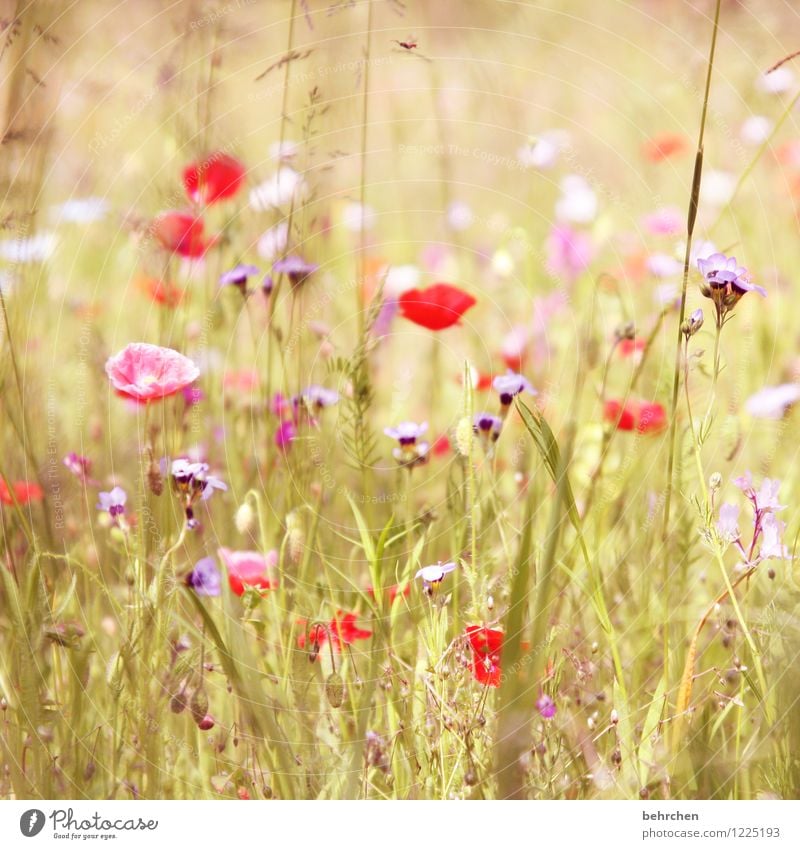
700;170;735;207
269;139;299;161
517;130;568;169
740;115;772;146
249;167;306;211
757;67;795;94
447;201;473;231
555;175;597;224
342;201;376;232
385;264;420;297
51;197;110;224
257;222;289;260
0;232;58;263
415;561;457;586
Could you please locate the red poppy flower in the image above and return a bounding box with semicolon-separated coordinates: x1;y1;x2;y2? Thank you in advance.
137;275;185;308
152;211;214;258
432;434;451;457
398;283;476;330
183;152;246;205
218;548;278;596
618;338;646;358
298;611;372;655
0;480;44;506
604;399;667;434
465;625;503;688
642;133;689;163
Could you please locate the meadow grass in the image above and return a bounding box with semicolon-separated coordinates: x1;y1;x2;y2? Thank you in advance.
1;0;799;800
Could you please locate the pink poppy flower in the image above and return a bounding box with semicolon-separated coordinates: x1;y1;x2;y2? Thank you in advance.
105;343;200;403
218;547;278;596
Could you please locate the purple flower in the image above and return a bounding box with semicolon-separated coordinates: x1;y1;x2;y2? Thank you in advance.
296;385;339;409
170;459;227;502
384;421;428;445
187;556;221;596
697;252;766;308
493;370;536;406
745;384;800;420
182;384;204;406
272;254;319;287
219;263;260;296
473;413;503;442
97;486;127;519
536;694;557;719
760;513;791;561
262;274;274;295
716;502;740;543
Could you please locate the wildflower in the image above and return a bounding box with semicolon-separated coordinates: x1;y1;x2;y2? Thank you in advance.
384;264;420;297
171;459;226;529
182;384;204;406
759;513;791;560
698;252;766;315
473;413;503;449
501;326;530;371
546;224;594;282
235;502;256;535
647;253;682;278
642;132;689;162
50;197;109;224
249;166;306;210
517;130;565;169
465;625;503;688
257;221;289;260
63;453;92;481
681;308;704;340
447;200;473;230
0;232;57;263
262;275;274;296
218;548;278;596
341;201;376;232
275;420;297;450
96;486;127;520
0;479;44;506
745;384;800;419
642;206;683;235
136;275;184;308
385;420;429;466
618;337;646;359
415;560;457;591
295;385;340;410
603;399;667;434
740;115;772;146
272;254;319;287
105;343;200;402
716;503;740;543
183;152;246;205
493;370;535;407
757;66;795;94
700;170;736;208
298;612;372;656
152;210;213;258
187;556;221;597
536;694;557;719
398;283;476;330
219;263;260;295
555;175;597;224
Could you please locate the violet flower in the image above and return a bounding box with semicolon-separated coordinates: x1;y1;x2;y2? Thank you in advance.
219;263;260;296
697;252;766;315
187;556;221;596
97;486;127;521
493;370;536;407
273;254;319;287
536;694;557;719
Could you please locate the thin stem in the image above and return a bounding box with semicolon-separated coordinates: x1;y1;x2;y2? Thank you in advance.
357;0;374;340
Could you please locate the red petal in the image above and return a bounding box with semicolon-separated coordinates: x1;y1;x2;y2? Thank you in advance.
183;153;246;204
153;211;211;258
603;399;636;431
399;283;476;330
637;402;667;433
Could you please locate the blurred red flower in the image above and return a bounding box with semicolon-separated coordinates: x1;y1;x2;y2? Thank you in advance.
398;283;476;330
298;611;372;654
152;211;213;258
0;480;44;506
137;275;185;308
642;132;689;163
465;625;503;687
183;152;246;205
604;399;666;433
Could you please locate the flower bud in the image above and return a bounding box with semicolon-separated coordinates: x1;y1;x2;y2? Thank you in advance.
235;501;255;535
325;673;345;708
190;686;209;725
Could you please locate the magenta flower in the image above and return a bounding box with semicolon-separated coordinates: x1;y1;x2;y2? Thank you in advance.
218;547;278;596
275;419;296;449
745;384;800;420
546;224;593;283
63;452;93;482
105;343;200;403
536;694;556;719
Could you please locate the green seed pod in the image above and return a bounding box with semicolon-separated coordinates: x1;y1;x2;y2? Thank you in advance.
325;673;345;708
